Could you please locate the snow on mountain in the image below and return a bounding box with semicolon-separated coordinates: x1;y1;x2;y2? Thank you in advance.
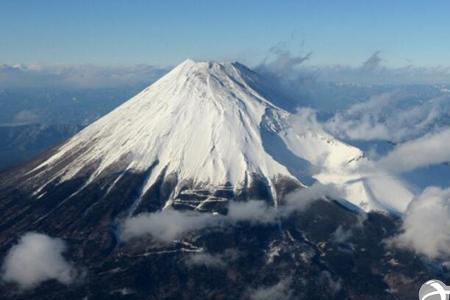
26;59;406;213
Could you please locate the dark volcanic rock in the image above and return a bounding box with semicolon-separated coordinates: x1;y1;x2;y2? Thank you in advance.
0;165;446;299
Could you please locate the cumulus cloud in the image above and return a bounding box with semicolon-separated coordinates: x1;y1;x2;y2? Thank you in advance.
1;232;78;290
377;128;450;173
390;187;450;259
248;278;292;300
121;183;340;242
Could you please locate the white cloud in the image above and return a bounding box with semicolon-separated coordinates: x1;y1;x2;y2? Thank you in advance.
121;183;340;242
121;210;217;242
185;253;226;268
227;200;278;224
390;187;450;259
288;97;450;213
331;226;353;244
284;183;342;211
1;232;78;290
185;250;239;268
325;92;450;143
378;128;450;173
248;278;292;300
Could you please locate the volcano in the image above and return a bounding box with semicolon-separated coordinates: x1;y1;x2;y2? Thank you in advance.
0;60;436;300
1;59;366;214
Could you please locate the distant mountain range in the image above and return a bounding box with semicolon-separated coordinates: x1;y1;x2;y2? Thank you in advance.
0;124;82;171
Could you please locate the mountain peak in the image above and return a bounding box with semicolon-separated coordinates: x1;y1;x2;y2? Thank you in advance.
27;58;300;207
172;59;250;75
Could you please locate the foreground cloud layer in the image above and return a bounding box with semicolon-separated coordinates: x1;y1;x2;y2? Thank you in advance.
121;183;341;242
248;278;293;300
378;128;450;173
391;187;450;259
1;232;77;289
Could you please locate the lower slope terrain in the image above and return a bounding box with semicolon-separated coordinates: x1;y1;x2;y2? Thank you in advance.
0;60;447;299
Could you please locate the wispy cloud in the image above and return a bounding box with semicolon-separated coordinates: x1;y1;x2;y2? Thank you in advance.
257;47;450;89
257;46;312;78
360;51;383;72
1;232;79;290
319;271;342;295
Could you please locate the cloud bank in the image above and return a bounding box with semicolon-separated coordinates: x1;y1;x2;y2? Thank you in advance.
290;104;450;259
4;49;450;92
1;232;78;290
0;64;169;88
325;92;450;143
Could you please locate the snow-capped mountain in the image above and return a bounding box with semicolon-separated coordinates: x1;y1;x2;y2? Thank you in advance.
13;59;371;211
0;60;439;300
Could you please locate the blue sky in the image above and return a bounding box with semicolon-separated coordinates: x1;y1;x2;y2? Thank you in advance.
1;0;450;67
